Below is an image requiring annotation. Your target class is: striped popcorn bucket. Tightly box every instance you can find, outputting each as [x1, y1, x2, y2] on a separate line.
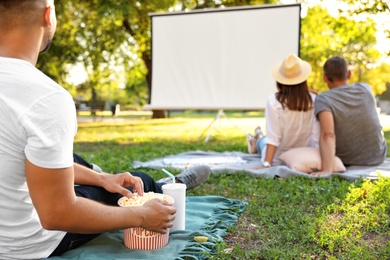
[123, 227, 170, 250]
[118, 193, 174, 250]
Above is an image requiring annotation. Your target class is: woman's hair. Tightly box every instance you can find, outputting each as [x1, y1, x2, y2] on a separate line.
[275, 81, 313, 111]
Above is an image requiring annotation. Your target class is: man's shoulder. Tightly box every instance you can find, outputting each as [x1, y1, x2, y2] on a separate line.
[0, 57, 54, 84]
[314, 90, 337, 115]
[352, 82, 371, 91]
[315, 91, 331, 103]
[317, 85, 349, 99]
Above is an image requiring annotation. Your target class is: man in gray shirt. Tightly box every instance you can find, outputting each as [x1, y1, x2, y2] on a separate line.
[312, 56, 387, 176]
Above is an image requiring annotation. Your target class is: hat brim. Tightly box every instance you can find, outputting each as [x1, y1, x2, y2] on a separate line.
[272, 60, 312, 85]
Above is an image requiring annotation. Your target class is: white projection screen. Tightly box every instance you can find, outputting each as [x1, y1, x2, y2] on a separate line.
[146, 4, 301, 110]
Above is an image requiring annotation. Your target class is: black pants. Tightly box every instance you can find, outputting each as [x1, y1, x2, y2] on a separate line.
[73, 153, 93, 169]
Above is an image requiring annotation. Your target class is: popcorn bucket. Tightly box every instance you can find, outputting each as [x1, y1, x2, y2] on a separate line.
[118, 193, 174, 250]
[123, 227, 170, 250]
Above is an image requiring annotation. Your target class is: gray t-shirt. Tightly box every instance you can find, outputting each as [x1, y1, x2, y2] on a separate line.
[315, 83, 387, 166]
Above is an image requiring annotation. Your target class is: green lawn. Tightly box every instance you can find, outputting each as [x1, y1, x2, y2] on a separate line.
[74, 112, 390, 259]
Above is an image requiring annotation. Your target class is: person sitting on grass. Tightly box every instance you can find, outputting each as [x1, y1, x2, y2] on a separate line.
[311, 56, 387, 177]
[247, 54, 319, 169]
[0, 1, 211, 259]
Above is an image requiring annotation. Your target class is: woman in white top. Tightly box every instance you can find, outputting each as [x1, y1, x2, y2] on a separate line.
[247, 54, 319, 167]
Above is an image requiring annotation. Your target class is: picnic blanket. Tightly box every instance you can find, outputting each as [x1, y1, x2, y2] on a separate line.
[132, 150, 390, 181]
[47, 196, 247, 260]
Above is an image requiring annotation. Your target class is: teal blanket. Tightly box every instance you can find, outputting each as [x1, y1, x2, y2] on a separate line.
[47, 196, 248, 260]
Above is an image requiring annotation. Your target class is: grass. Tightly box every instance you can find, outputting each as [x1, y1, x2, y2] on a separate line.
[74, 111, 390, 259]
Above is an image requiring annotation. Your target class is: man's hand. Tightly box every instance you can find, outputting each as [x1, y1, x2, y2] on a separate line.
[101, 172, 144, 198]
[73, 164, 144, 197]
[140, 199, 176, 234]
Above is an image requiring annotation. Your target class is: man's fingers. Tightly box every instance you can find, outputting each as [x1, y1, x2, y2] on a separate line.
[127, 174, 144, 195]
[119, 187, 133, 198]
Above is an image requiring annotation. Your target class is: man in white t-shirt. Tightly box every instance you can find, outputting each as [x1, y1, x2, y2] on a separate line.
[0, 1, 210, 259]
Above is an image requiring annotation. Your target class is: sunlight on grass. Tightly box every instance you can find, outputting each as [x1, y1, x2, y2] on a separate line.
[76, 118, 266, 144]
[74, 113, 390, 259]
[313, 177, 390, 258]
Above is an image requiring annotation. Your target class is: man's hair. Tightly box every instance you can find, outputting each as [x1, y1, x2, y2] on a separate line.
[0, 0, 44, 29]
[0, 0, 44, 7]
[323, 56, 349, 82]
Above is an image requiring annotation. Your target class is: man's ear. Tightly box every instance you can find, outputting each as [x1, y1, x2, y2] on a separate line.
[43, 6, 53, 26]
[347, 70, 351, 80]
[323, 74, 329, 83]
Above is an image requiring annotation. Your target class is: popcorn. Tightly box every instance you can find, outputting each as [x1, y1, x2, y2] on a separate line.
[118, 192, 172, 207]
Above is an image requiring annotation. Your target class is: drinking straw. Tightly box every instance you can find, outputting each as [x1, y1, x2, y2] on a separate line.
[162, 168, 175, 184]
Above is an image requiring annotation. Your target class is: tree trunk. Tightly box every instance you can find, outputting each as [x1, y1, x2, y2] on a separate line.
[122, 18, 166, 119]
[91, 87, 97, 116]
[151, 110, 166, 119]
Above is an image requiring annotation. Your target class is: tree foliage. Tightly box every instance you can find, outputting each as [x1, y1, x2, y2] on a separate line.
[37, 1, 129, 103]
[301, 5, 380, 93]
[341, 0, 390, 14]
[368, 63, 390, 97]
[36, 0, 388, 113]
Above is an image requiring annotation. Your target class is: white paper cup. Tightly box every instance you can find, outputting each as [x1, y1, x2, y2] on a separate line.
[118, 192, 174, 250]
[162, 183, 186, 232]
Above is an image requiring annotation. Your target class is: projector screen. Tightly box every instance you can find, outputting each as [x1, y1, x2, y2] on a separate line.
[146, 4, 301, 110]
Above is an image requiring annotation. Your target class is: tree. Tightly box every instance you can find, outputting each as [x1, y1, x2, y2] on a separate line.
[38, 0, 285, 118]
[39, 1, 383, 117]
[342, 0, 390, 58]
[116, 0, 175, 118]
[37, 1, 129, 106]
[36, 1, 85, 91]
[301, 6, 379, 93]
[365, 62, 390, 96]
[341, 0, 390, 14]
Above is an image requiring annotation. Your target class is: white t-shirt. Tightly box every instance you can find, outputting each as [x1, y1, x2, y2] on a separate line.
[0, 57, 77, 259]
[263, 92, 319, 165]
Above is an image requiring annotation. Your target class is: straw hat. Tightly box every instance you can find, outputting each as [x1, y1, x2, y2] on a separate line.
[272, 54, 312, 85]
